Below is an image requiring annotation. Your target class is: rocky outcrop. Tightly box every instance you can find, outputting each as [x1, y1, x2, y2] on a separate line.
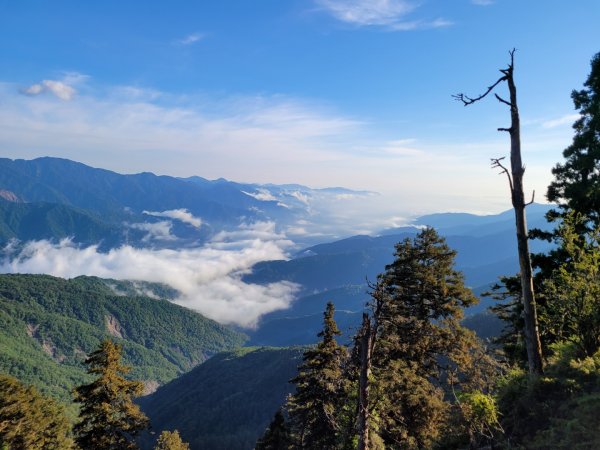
[0, 189, 22, 202]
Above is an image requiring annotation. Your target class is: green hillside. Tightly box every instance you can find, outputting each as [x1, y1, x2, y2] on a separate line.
[0, 198, 130, 247]
[0, 274, 246, 404]
[139, 346, 305, 450]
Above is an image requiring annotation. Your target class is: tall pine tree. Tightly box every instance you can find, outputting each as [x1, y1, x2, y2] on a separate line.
[74, 340, 149, 450]
[286, 302, 347, 449]
[547, 52, 600, 227]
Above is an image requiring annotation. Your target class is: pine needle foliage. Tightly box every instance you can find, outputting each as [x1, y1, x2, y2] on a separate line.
[0, 374, 74, 449]
[255, 410, 292, 450]
[287, 302, 347, 449]
[73, 340, 149, 450]
[370, 227, 493, 448]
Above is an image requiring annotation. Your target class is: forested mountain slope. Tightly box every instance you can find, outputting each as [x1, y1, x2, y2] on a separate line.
[139, 346, 304, 450]
[0, 274, 246, 402]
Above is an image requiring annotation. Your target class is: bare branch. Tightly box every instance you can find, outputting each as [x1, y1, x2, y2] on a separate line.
[497, 127, 512, 133]
[494, 93, 512, 106]
[491, 157, 514, 192]
[526, 190, 535, 206]
[453, 75, 507, 106]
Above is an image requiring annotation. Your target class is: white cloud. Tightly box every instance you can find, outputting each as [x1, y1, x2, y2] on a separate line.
[0, 223, 298, 328]
[315, 0, 451, 30]
[143, 209, 203, 228]
[541, 114, 579, 129]
[289, 191, 311, 205]
[242, 189, 279, 202]
[129, 221, 177, 241]
[22, 79, 76, 101]
[471, 0, 494, 5]
[177, 32, 206, 45]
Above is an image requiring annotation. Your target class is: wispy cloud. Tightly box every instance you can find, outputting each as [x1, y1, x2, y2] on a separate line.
[315, 0, 451, 30]
[20, 72, 88, 101]
[0, 77, 561, 216]
[143, 209, 203, 228]
[176, 32, 205, 45]
[128, 221, 177, 242]
[541, 114, 579, 129]
[22, 80, 76, 101]
[0, 222, 298, 328]
[242, 189, 279, 202]
[471, 0, 494, 5]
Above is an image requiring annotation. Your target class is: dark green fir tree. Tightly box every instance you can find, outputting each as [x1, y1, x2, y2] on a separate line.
[286, 302, 347, 449]
[369, 228, 495, 448]
[255, 410, 292, 450]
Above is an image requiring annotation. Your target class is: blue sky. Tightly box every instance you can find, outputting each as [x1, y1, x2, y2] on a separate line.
[1, 0, 599, 215]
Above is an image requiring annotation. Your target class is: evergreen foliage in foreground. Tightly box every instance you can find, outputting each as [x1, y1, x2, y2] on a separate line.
[367, 228, 498, 449]
[286, 302, 348, 449]
[259, 228, 499, 450]
[74, 340, 149, 450]
[0, 374, 74, 449]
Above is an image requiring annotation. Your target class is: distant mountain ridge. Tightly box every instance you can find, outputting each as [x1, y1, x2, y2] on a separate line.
[0, 157, 375, 248]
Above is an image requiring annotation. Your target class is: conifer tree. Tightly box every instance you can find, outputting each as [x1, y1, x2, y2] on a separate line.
[367, 228, 491, 448]
[154, 430, 190, 450]
[74, 340, 149, 450]
[255, 410, 292, 450]
[0, 374, 74, 449]
[527, 52, 600, 356]
[547, 52, 600, 227]
[532, 51, 600, 276]
[286, 302, 347, 449]
[541, 213, 600, 356]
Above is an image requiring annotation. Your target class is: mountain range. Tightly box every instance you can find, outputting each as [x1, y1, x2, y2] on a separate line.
[0, 157, 373, 249]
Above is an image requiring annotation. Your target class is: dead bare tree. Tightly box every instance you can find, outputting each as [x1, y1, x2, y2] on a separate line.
[357, 313, 372, 450]
[454, 49, 544, 375]
[357, 280, 385, 450]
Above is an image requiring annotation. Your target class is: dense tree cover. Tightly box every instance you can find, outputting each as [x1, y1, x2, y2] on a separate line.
[0, 274, 245, 403]
[74, 340, 149, 449]
[259, 229, 497, 450]
[0, 374, 74, 449]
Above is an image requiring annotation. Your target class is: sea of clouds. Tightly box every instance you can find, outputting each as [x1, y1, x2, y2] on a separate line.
[0, 222, 298, 328]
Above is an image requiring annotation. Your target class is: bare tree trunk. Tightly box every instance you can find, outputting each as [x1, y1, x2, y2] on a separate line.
[357, 313, 372, 450]
[455, 50, 544, 375]
[504, 65, 544, 375]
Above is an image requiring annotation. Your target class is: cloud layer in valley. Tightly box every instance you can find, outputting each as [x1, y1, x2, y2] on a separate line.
[0, 222, 298, 328]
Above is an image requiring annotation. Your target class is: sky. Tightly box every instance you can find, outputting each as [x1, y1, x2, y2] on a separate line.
[1, 0, 600, 216]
